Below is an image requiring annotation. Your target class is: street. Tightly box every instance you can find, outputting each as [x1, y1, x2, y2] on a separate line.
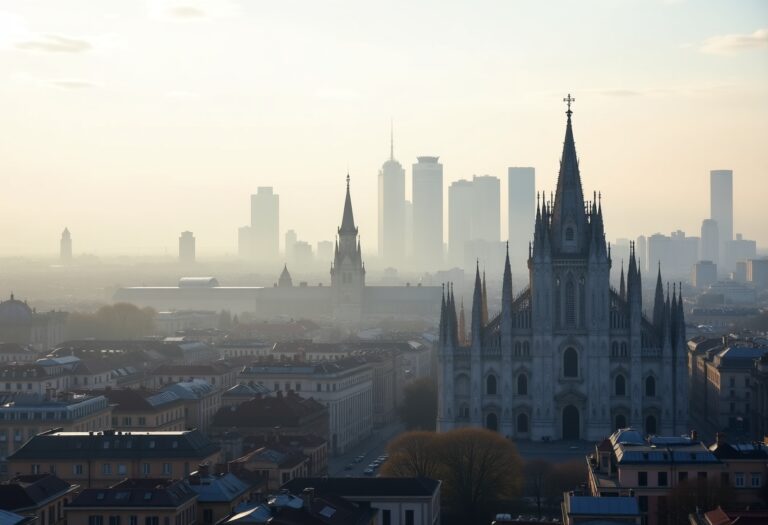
[328, 421, 405, 477]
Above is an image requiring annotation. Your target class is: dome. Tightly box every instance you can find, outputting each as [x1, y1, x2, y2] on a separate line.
[0, 295, 34, 324]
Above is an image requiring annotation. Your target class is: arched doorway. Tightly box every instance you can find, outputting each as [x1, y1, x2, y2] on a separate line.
[615, 414, 627, 430]
[645, 415, 657, 435]
[486, 412, 498, 432]
[562, 405, 580, 440]
[517, 413, 529, 434]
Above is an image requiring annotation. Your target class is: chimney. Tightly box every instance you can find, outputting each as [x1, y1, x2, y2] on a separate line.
[302, 488, 314, 510]
[690, 429, 698, 441]
[716, 432, 726, 446]
[198, 463, 210, 478]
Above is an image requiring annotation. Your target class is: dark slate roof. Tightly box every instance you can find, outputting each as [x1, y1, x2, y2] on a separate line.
[85, 388, 184, 412]
[7, 429, 219, 461]
[281, 477, 440, 498]
[568, 495, 640, 516]
[152, 364, 231, 376]
[0, 343, 35, 355]
[212, 392, 326, 429]
[270, 493, 376, 525]
[67, 479, 196, 508]
[709, 441, 768, 460]
[0, 474, 73, 511]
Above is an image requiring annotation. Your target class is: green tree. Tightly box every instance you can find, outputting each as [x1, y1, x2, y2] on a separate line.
[398, 377, 437, 431]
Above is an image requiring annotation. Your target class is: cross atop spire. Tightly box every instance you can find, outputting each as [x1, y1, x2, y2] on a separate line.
[563, 93, 575, 118]
[346, 172, 350, 189]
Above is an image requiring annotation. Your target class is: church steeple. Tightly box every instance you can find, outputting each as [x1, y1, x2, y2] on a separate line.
[550, 94, 588, 254]
[471, 262, 483, 346]
[339, 173, 358, 236]
[619, 260, 626, 300]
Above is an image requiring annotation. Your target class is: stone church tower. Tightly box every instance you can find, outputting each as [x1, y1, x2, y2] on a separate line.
[437, 100, 688, 441]
[331, 175, 366, 322]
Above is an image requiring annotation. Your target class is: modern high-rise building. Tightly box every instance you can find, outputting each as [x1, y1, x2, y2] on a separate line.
[700, 219, 719, 266]
[412, 156, 443, 269]
[635, 235, 647, 274]
[404, 200, 413, 257]
[285, 229, 297, 262]
[178, 231, 195, 264]
[377, 128, 406, 266]
[60, 228, 72, 263]
[250, 186, 279, 261]
[507, 167, 535, 270]
[448, 180, 474, 266]
[317, 240, 333, 263]
[710, 170, 733, 266]
[471, 175, 501, 242]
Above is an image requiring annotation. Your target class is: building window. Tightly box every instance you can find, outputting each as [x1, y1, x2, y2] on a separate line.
[31, 464, 41, 474]
[697, 472, 707, 480]
[678, 471, 688, 483]
[486, 375, 497, 395]
[405, 509, 415, 525]
[142, 463, 150, 475]
[163, 463, 172, 475]
[615, 414, 627, 430]
[645, 415, 657, 435]
[658, 472, 668, 487]
[117, 464, 127, 476]
[565, 227, 574, 241]
[89, 517, 104, 525]
[565, 280, 576, 327]
[109, 516, 121, 525]
[203, 510, 213, 524]
[517, 374, 528, 396]
[611, 342, 618, 357]
[563, 348, 578, 378]
[645, 376, 656, 397]
[750, 473, 761, 487]
[615, 375, 626, 396]
[74, 464, 84, 475]
[638, 472, 648, 486]
[382, 510, 391, 525]
[102, 464, 111, 475]
[145, 518, 159, 525]
[734, 473, 745, 487]
[130, 517, 138, 525]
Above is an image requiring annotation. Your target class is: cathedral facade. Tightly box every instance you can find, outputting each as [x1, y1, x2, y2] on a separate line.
[437, 104, 688, 441]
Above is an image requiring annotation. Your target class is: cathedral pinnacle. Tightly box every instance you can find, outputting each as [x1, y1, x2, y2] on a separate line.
[563, 93, 575, 118]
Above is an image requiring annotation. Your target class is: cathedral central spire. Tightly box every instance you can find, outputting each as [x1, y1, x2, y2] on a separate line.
[550, 94, 588, 254]
[339, 173, 358, 235]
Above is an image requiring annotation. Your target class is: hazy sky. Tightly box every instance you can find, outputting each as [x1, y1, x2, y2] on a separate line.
[1, 0, 766, 257]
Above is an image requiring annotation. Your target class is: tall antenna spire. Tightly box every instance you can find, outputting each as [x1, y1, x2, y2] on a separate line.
[390, 118, 394, 161]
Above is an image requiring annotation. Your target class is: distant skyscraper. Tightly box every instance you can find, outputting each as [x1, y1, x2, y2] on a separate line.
[710, 169, 733, 265]
[507, 167, 535, 269]
[448, 180, 474, 266]
[317, 240, 333, 263]
[178, 231, 195, 264]
[60, 228, 72, 263]
[636, 235, 647, 273]
[377, 125, 406, 265]
[404, 200, 413, 257]
[250, 187, 279, 261]
[471, 175, 501, 242]
[412, 156, 443, 268]
[700, 219, 719, 265]
[285, 229, 297, 262]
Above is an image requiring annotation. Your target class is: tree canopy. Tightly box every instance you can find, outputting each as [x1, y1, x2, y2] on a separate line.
[66, 302, 155, 340]
[381, 428, 523, 524]
[398, 377, 437, 431]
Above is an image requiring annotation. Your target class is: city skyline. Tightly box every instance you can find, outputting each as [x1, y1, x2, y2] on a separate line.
[0, 1, 766, 256]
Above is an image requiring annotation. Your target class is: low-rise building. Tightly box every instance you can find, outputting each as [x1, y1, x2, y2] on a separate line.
[87, 389, 186, 431]
[281, 477, 441, 525]
[0, 474, 78, 525]
[0, 296, 67, 353]
[211, 391, 328, 443]
[150, 365, 238, 392]
[239, 357, 372, 455]
[0, 345, 38, 364]
[0, 393, 112, 477]
[242, 436, 327, 478]
[185, 465, 255, 525]
[220, 384, 271, 408]
[7, 429, 221, 488]
[229, 446, 309, 491]
[161, 380, 221, 433]
[750, 354, 768, 440]
[708, 433, 768, 508]
[65, 479, 198, 525]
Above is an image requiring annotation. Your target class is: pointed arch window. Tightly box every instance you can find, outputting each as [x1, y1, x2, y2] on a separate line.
[645, 376, 656, 397]
[615, 375, 626, 397]
[565, 279, 576, 327]
[517, 374, 528, 396]
[486, 375, 497, 396]
[522, 342, 530, 356]
[565, 227, 575, 241]
[517, 413, 529, 433]
[611, 342, 618, 357]
[563, 348, 578, 378]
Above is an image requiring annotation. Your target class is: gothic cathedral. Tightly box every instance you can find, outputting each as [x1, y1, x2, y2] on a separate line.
[437, 101, 688, 441]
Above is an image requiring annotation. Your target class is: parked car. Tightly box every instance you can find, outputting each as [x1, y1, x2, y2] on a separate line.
[363, 468, 374, 476]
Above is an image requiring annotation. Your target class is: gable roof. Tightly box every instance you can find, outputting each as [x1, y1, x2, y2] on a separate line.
[281, 477, 440, 498]
[0, 474, 73, 511]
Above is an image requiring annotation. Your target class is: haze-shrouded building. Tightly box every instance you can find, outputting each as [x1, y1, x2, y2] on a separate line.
[240, 187, 279, 261]
[508, 167, 535, 271]
[437, 102, 688, 441]
[710, 170, 733, 267]
[116, 178, 441, 323]
[448, 179, 473, 267]
[700, 218, 719, 266]
[179, 231, 195, 264]
[378, 129, 406, 266]
[412, 156, 443, 269]
[60, 228, 72, 263]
